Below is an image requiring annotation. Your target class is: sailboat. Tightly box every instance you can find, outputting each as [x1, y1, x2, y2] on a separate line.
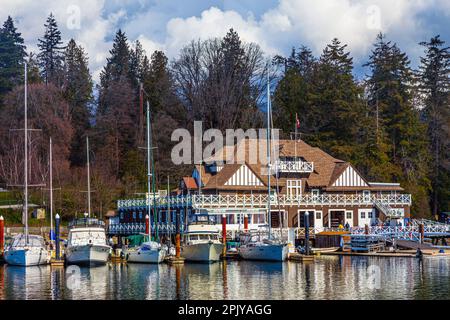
[124, 101, 167, 264]
[65, 136, 111, 266]
[238, 69, 288, 262]
[4, 63, 50, 267]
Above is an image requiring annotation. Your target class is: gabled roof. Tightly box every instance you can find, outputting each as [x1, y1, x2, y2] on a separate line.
[193, 138, 402, 192]
[182, 177, 198, 190]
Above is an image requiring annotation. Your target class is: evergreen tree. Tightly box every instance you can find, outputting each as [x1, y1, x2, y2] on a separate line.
[64, 39, 93, 167]
[418, 35, 450, 216]
[96, 30, 137, 179]
[365, 33, 431, 217]
[37, 13, 65, 86]
[0, 16, 27, 101]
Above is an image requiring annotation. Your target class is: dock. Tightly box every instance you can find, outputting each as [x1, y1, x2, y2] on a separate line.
[221, 252, 241, 260]
[165, 256, 185, 265]
[288, 253, 315, 262]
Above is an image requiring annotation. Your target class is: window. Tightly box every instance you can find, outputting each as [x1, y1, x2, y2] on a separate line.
[360, 212, 366, 219]
[139, 212, 143, 220]
[287, 180, 302, 198]
[311, 189, 320, 200]
[132, 211, 136, 220]
[316, 211, 322, 220]
[346, 212, 352, 219]
[368, 212, 373, 219]
[363, 190, 371, 202]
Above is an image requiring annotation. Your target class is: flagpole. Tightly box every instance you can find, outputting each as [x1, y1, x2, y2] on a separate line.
[294, 113, 298, 160]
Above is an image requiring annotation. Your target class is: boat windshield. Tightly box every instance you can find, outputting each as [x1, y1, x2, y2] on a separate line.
[185, 233, 219, 242]
[69, 218, 105, 229]
[10, 234, 45, 248]
[69, 230, 106, 246]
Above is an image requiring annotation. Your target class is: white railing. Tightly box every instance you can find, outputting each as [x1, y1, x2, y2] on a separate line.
[118, 194, 412, 211]
[275, 160, 314, 173]
[351, 224, 450, 242]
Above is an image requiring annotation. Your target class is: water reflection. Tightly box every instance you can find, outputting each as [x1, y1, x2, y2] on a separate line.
[0, 256, 449, 300]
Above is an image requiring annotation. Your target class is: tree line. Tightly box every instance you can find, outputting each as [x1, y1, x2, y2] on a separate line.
[0, 13, 448, 219]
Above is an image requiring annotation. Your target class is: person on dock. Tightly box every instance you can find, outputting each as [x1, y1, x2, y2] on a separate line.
[344, 222, 350, 231]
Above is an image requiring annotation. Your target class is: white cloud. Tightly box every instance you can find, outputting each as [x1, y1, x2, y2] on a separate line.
[1, 0, 448, 82]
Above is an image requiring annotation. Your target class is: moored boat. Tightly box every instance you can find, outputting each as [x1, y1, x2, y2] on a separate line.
[182, 230, 224, 263]
[4, 234, 50, 266]
[238, 231, 288, 262]
[123, 234, 167, 264]
[65, 216, 111, 266]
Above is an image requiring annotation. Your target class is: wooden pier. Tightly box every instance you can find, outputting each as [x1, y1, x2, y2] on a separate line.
[288, 253, 315, 262]
[165, 256, 185, 265]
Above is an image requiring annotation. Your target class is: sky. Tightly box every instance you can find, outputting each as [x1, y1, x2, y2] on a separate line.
[1, 0, 449, 82]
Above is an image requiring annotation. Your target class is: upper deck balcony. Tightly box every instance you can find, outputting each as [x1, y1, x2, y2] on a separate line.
[275, 159, 314, 173]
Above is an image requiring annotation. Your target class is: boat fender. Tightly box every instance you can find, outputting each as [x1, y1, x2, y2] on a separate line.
[126, 253, 129, 260]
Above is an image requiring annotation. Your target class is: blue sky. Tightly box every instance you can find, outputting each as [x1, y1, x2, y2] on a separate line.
[1, 0, 449, 81]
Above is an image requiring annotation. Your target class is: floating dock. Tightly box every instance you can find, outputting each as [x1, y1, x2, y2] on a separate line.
[288, 253, 315, 262]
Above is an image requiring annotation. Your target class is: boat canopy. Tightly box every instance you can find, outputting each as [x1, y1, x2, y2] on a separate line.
[126, 234, 149, 247]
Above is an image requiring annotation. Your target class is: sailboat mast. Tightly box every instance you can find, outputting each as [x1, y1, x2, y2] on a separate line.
[24, 62, 29, 244]
[49, 137, 53, 234]
[86, 136, 91, 218]
[266, 67, 271, 238]
[146, 101, 152, 239]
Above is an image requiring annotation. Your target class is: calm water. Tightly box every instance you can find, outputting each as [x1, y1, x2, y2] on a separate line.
[0, 256, 449, 300]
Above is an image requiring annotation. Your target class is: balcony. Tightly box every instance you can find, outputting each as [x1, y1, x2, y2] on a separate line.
[118, 193, 412, 211]
[275, 160, 314, 173]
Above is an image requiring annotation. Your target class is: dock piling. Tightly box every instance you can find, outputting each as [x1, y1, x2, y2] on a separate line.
[304, 212, 310, 256]
[0, 216, 4, 258]
[55, 214, 60, 260]
[145, 214, 149, 236]
[222, 214, 227, 257]
[244, 214, 248, 231]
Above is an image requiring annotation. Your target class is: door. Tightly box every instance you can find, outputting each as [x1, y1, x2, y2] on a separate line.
[345, 211, 353, 227]
[315, 211, 323, 230]
[330, 210, 345, 228]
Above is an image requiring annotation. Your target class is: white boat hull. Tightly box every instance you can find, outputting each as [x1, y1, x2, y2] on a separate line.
[239, 244, 288, 262]
[4, 248, 50, 266]
[182, 243, 224, 262]
[126, 248, 167, 264]
[65, 244, 110, 266]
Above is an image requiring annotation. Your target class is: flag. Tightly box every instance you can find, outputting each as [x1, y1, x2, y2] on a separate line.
[296, 113, 300, 129]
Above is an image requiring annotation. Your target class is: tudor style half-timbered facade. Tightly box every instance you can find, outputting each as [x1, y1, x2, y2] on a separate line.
[178, 138, 411, 232]
[113, 138, 412, 236]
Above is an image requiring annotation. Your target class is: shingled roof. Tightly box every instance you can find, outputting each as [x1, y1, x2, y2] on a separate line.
[195, 138, 403, 192]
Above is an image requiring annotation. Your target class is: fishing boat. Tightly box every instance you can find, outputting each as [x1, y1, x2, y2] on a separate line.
[238, 69, 288, 263]
[181, 215, 224, 262]
[65, 137, 111, 266]
[4, 63, 49, 267]
[65, 215, 110, 266]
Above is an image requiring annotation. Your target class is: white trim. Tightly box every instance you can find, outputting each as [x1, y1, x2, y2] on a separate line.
[224, 164, 264, 186]
[332, 166, 368, 187]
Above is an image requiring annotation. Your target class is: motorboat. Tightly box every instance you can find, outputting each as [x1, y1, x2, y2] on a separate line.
[65, 216, 111, 266]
